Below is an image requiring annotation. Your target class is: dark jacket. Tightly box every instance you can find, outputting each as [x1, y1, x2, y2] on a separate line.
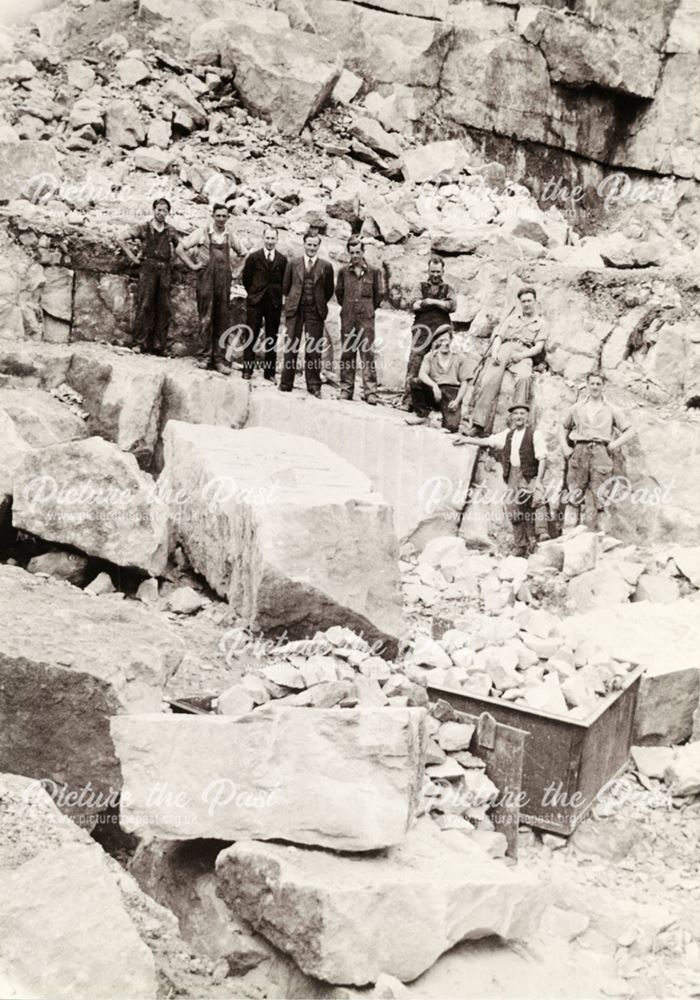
[283, 256, 334, 319]
[502, 427, 538, 481]
[242, 248, 287, 308]
[335, 261, 383, 320]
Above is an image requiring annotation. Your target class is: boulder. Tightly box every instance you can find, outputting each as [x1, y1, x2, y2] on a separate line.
[13, 437, 169, 576]
[0, 140, 60, 201]
[630, 745, 675, 779]
[161, 79, 207, 126]
[116, 56, 151, 86]
[351, 115, 402, 158]
[0, 565, 182, 823]
[27, 550, 89, 586]
[562, 529, 598, 577]
[111, 707, 426, 849]
[105, 99, 145, 147]
[558, 599, 700, 745]
[633, 572, 680, 604]
[0, 843, 158, 999]
[567, 563, 634, 613]
[363, 205, 410, 244]
[161, 422, 403, 654]
[670, 546, 700, 588]
[401, 139, 470, 183]
[215, 818, 545, 986]
[663, 742, 700, 796]
[210, 16, 341, 134]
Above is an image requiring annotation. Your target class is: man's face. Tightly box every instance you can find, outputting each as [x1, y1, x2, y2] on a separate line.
[428, 262, 444, 283]
[434, 333, 451, 354]
[348, 244, 363, 265]
[520, 293, 536, 316]
[153, 202, 168, 223]
[587, 376, 603, 397]
[512, 407, 528, 428]
[263, 230, 277, 252]
[213, 209, 228, 230]
[304, 236, 321, 258]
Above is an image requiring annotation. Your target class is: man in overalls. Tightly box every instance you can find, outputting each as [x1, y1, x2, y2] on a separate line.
[119, 198, 200, 356]
[181, 203, 246, 372]
[335, 236, 383, 405]
[400, 256, 456, 410]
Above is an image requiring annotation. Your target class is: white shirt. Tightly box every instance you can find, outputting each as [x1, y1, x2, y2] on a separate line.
[484, 427, 547, 466]
[265, 250, 275, 263]
[304, 255, 317, 271]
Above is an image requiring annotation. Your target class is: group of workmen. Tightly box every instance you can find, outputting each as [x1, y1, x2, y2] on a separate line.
[121, 197, 636, 557]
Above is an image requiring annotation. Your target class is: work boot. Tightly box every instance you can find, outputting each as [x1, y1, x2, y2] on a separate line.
[308, 388, 321, 399]
[339, 390, 353, 401]
[365, 394, 378, 406]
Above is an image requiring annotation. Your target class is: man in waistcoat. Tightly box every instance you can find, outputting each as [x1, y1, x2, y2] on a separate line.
[119, 197, 201, 356]
[455, 403, 548, 555]
[280, 229, 335, 397]
[400, 256, 456, 410]
[241, 225, 287, 382]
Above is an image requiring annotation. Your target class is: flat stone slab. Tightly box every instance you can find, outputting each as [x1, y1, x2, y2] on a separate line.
[111, 706, 426, 850]
[216, 818, 546, 985]
[161, 422, 403, 654]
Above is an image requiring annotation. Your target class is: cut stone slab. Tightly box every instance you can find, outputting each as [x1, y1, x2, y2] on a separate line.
[112, 706, 426, 849]
[0, 565, 183, 823]
[161, 422, 403, 655]
[558, 599, 700, 745]
[0, 843, 158, 1000]
[215, 818, 546, 986]
[12, 436, 169, 576]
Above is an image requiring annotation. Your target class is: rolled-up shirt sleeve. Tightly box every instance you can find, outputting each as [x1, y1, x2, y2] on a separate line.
[483, 430, 508, 450]
[533, 429, 548, 460]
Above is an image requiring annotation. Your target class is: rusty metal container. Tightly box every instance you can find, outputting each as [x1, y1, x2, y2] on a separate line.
[427, 667, 643, 836]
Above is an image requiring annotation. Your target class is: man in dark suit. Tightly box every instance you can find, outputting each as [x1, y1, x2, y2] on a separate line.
[241, 225, 287, 382]
[280, 229, 334, 397]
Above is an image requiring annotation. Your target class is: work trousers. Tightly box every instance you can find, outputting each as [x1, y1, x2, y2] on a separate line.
[471, 342, 534, 432]
[243, 298, 281, 380]
[566, 442, 614, 513]
[134, 259, 171, 354]
[505, 466, 547, 554]
[340, 319, 377, 399]
[196, 247, 231, 367]
[280, 308, 324, 392]
[401, 323, 441, 407]
[409, 380, 462, 432]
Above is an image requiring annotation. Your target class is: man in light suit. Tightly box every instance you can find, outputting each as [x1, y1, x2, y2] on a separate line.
[241, 226, 287, 382]
[280, 229, 334, 397]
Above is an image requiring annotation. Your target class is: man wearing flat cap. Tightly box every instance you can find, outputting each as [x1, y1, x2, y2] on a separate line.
[456, 402, 548, 555]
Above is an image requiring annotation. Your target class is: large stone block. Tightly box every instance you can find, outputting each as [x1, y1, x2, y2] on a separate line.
[13, 436, 169, 575]
[216, 818, 545, 985]
[161, 422, 403, 651]
[558, 599, 700, 745]
[0, 565, 183, 823]
[66, 347, 165, 466]
[246, 387, 479, 539]
[112, 707, 426, 849]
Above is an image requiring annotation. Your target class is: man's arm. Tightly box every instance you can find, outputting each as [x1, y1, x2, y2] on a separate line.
[533, 429, 548, 491]
[454, 430, 503, 449]
[282, 259, 294, 297]
[410, 283, 423, 312]
[451, 356, 471, 408]
[174, 239, 201, 271]
[560, 410, 575, 457]
[418, 355, 442, 401]
[607, 409, 636, 453]
[373, 267, 383, 310]
[323, 261, 334, 302]
[241, 251, 254, 292]
[335, 267, 345, 306]
[117, 223, 142, 265]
